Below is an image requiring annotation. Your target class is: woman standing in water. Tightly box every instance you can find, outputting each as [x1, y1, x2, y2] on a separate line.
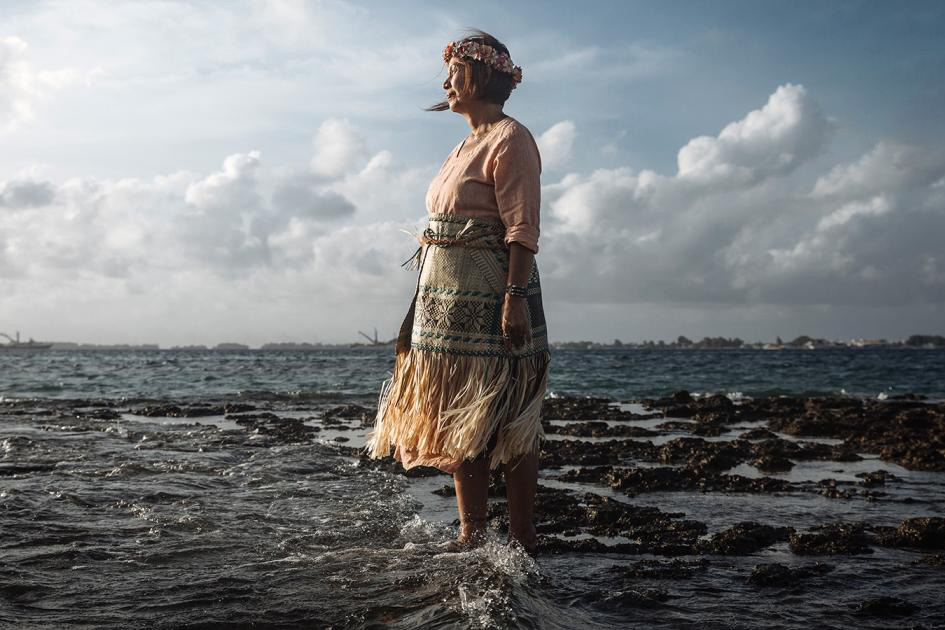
[367, 30, 550, 553]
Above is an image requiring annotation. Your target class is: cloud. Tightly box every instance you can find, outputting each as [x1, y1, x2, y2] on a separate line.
[811, 141, 944, 199]
[528, 41, 680, 83]
[2, 79, 943, 344]
[0, 36, 83, 130]
[310, 118, 369, 177]
[0, 121, 421, 343]
[271, 173, 355, 222]
[676, 83, 834, 186]
[0, 178, 56, 208]
[537, 120, 576, 170]
[539, 83, 945, 308]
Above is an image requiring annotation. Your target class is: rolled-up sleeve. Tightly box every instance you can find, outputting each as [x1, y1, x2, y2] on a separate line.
[492, 128, 542, 254]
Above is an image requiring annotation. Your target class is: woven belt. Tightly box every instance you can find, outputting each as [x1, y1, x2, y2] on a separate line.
[418, 223, 505, 248]
[401, 220, 506, 269]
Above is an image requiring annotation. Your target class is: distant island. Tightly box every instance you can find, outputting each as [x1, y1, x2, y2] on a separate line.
[28, 334, 945, 351]
[551, 334, 945, 350]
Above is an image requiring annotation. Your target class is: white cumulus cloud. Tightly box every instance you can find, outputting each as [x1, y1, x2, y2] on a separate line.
[537, 120, 576, 170]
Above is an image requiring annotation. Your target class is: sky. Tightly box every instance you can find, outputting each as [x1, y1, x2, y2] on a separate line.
[1, 0, 944, 346]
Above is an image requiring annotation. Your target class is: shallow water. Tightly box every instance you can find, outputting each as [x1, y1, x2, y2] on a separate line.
[2, 393, 944, 629]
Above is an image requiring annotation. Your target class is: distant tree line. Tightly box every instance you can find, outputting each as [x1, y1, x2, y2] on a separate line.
[905, 335, 945, 347]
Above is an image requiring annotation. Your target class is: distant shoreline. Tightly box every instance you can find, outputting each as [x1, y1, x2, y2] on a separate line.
[24, 342, 945, 352]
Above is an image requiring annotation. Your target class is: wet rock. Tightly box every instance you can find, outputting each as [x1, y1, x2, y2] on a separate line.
[815, 478, 859, 499]
[853, 595, 918, 617]
[747, 562, 835, 587]
[544, 421, 658, 438]
[232, 414, 320, 443]
[558, 465, 798, 497]
[894, 517, 945, 550]
[0, 462, 58, 476]
[608, 558, 709, 579]
[690, 423, 726, 437]
[653, 420, 696, 432]
[751, 453, 794, 472]
[135, 404, 224, 418]
[739, 428, 779, 440]
[350, 455, 445, 478]
[789, 522, 874, 555]
[657, 437, 751, 472]
[518, 486, 705, 555]
[322, 404, 376, 428]
[697, 521, 794, 555]
[855, 469, 897, 486]
[537, 535, 640, 555]
[323, 404, 372, 419]
[228, 412, 281, 422]
[542, 396, 653, 422]
[662, 405, 694, 419]
[223, 403, 256, 414]
[695, 394, 735, 413]
[585, 588, 670, 610]
[880, 444, 945, 472]
[75, 408, 121, 420]
[913, 552, 945, 567]
[540, 438, 659, 469]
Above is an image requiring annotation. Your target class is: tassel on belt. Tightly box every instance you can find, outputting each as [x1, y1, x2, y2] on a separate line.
[401, 219, 506, 269]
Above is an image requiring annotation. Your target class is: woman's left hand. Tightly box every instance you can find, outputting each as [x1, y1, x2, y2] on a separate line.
[502, 295, 531, 352]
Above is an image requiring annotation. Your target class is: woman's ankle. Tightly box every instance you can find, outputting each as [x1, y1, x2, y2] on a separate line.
[508, 523, 537, 548]
[460, 516, 488, 536]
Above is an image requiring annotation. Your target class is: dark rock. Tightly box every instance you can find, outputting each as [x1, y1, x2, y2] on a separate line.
[0, 462, 58, 476]
[697, 521, 794, 555]
[607, 558, 709, 579]
[135, 404, 224, 418]
[913, 552, 945, 567]
[75, 408, 120, 420]
[223, 403, 256, 414]
[657, 437, 751, 471]
[545, 421, 658, 438]
[747, 562, 835, 587]
[853, 595, 918, 617]
[789, 522, 874, 555]
[229, 412, 281, 422]
[751, 453, 794, 472]
[739, 428, 779, 440]
[542, 396, 653, 422]
[662, 405, 694, 419]
[855, 469, 897, 487]
[895, 517, 945, 550]
[557, 465, 798, 497]
[654, 421, 696, 432]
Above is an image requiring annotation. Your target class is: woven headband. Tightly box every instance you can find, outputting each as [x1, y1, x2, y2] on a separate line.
[443, 39, 523, 86]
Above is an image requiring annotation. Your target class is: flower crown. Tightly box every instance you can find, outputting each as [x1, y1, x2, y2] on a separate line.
[443, 39, 523, 86]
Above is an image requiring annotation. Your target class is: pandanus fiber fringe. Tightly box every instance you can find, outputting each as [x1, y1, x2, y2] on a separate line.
[366, 347, 550, 473]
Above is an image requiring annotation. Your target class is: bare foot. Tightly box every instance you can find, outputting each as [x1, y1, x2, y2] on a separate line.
[440, 520, 487, 552]
[509, 524, 537, 554]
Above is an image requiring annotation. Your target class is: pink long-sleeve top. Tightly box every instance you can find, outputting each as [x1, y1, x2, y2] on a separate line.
[425, 115, 542, 254]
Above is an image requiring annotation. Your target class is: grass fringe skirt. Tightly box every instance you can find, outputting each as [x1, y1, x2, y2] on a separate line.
[366, 213, 550, 474]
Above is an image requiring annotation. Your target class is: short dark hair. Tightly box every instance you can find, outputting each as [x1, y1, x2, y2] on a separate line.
[426, 29, 517, 112]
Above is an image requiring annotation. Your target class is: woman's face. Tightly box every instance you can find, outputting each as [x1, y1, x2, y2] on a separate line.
[444, 57, 469, 111]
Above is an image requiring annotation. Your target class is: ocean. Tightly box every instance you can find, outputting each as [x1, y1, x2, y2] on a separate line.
[3, 346, 944, 401]
[2, 348, 943, 629]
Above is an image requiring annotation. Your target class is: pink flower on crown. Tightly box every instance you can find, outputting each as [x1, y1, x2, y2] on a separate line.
[442, 38, 523, 88]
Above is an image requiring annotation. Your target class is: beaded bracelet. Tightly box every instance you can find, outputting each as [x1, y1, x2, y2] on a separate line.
[505, 284, 527, 298]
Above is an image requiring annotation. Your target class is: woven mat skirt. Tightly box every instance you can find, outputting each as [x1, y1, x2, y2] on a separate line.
[366, 213, 550, 473]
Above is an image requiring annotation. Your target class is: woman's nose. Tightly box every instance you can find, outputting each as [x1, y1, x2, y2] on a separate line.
[443, 78, 450, 90]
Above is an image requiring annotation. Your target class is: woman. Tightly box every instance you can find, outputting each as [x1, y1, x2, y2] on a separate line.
[366, 30, 550, 554]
